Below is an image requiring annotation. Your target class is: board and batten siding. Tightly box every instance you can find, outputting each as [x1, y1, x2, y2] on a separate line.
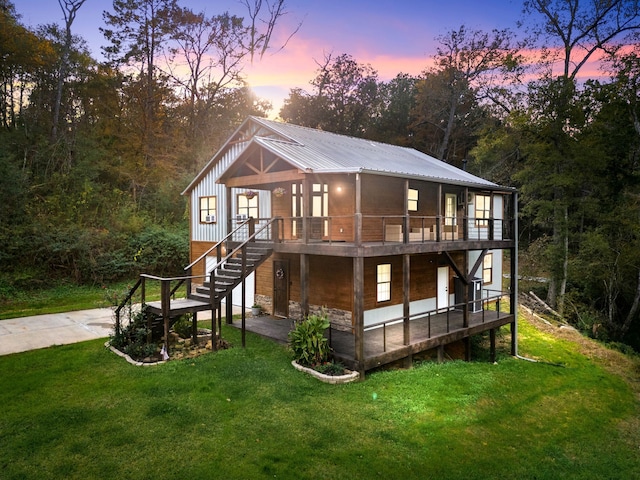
[190, 141, 272, 243]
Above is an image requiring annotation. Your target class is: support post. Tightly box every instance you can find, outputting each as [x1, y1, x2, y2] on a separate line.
[300, 253, 309, 318]
[464, 337, 471, 362]
[511, 191, 519, 356]
[161, 279, 171, 356]
[490, 328, 496, 363]
[209, 272, 217, 351]
[192, 311, 198, 346]
[353, 256, 365, 376]
[241, 245, 246, 348]
[355, 174, 362, 246]
[226, 294, 233, 325]
[403, 253, 412, 369]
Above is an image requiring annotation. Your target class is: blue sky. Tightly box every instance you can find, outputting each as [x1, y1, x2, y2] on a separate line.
[15, 0, 525, 113]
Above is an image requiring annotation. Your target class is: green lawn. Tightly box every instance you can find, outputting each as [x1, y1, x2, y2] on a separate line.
[0, 280, 167, 319]
[0, 316, 638, 479]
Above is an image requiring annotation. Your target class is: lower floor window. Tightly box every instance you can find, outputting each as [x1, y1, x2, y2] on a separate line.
[377, 264, 391, 302]
[483, 253, 493, 284]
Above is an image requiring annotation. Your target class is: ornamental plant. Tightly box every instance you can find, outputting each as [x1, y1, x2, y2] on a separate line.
[288, 311, 330, 367]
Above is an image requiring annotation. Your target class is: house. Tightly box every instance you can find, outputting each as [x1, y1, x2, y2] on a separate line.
[178, 116, 518, 374]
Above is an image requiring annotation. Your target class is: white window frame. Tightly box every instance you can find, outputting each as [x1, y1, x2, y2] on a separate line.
[408, 188, 418, 212]
[475, 194, 491, 228]
[483, 252, 493, 285]
[199, 196, 217, 224]
[377, 264, 392, 302]
[237, 193, 259, 219]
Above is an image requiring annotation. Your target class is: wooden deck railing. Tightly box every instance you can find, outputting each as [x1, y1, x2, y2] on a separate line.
[270, 214, 514, 245]
[329, 291, 511, 355]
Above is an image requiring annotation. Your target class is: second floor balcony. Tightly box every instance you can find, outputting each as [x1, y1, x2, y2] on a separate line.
[231, 213, 516, 256]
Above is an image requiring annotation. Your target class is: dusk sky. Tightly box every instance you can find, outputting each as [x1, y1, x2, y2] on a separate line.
[17, 0, 525, 115]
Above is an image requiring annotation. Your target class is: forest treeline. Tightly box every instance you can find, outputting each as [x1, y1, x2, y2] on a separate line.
[1, 0, 640, 351]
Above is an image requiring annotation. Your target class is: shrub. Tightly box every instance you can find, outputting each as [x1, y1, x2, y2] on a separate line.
[110, 305, 160, 360]
[288, 311, 331, 367]
[173, 314, 194, 339]
[313, 361, 346, 376]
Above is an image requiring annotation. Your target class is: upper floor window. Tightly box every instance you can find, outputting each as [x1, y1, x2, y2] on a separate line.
[483, 252, 493, 284]
[377, 264, 392, 302]
[408, 188, 418, 211]
[237, 193, 259, 220]
[445, 193, 457, 225]
[199, 196, 217, 223]
[475, 194, 491, 227]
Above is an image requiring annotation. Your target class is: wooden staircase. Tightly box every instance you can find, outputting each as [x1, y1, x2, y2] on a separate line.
[189, 244, 273, 305]
[113, 218, 279, 353]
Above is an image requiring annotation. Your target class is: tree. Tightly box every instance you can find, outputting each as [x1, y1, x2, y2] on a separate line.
[240, 0, 301, 61]
[521, 0, 640, 312]
[102, 0, 180, 145]
[412, 26, 520, 162]
[0, 1, 54, 129]
[280, 53, 379, 136]
[369, 73, 418, 145]
[51, 0, 87, 141]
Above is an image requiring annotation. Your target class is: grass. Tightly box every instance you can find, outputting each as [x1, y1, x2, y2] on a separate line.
[0, 280, 167, 320]
[0, 312, 639, 479]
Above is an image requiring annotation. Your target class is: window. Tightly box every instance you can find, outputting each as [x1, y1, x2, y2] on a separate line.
[483, 253, 493, 284]
[199, 196, 217, 223]
[445, 193, 457, 225]
[408, 188, 418, 211]
[237, 193, 259, 219]
[377, 264, 391, 302]
[475, 194, 491, 227]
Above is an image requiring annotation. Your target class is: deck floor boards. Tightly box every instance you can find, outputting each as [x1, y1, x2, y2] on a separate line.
[229, 308, 514, 371]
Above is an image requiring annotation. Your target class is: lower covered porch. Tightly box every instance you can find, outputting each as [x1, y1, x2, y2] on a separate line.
[230, 304, 516, 373]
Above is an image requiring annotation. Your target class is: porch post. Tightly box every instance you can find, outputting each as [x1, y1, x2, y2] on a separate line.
[403, 179, 409, 243]
[463, 187, 469, 240]
[226, 186, 233, 236]
[303, 176, 311, 244]
[511, 191, 519, 356]
[436, 184, 442, 241]
[462, 249, 469, 329]
[403, 253, 412, 368]
[353, 256, 365, 376]
[355, 173, 362, 246]
[300, 253, 309, 317]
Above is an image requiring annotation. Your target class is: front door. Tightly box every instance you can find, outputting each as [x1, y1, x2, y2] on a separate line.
[273, 259, 289, 318]
[437, 266, 449, 311]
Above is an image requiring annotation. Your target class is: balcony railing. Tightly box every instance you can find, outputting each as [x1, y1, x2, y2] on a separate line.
[268, 214, 514, 246]
[329, 291, 512, 355]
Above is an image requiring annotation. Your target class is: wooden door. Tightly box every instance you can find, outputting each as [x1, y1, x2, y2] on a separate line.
[273, 260, 290, 318]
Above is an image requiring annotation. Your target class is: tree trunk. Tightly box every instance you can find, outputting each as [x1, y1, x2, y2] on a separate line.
[621, 269, 640, 338]
[437, 87, 458, 161]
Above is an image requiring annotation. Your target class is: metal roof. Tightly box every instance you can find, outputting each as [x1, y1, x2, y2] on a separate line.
[185, 116, 511, 194]
[249, 117, 504, 190]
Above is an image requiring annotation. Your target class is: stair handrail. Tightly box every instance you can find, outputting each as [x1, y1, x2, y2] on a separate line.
[204, 217, 278, 277]
[184, 218, 251, 273]
[113, 276, 144, 337]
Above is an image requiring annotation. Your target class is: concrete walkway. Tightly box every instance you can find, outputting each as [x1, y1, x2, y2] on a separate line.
[0, 305, 240, 356]
[0, 308, 115, 356]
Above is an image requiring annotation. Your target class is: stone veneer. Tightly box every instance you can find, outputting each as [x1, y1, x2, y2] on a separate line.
[253, 295, 353, 332]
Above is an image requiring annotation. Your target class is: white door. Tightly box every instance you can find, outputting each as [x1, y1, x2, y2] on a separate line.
[206, 255, 255, 308]
[437, 266, 449, 311]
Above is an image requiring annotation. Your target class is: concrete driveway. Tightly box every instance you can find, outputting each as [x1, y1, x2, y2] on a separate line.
[0, 308, 116, 356]
[0, 304, 241, 356]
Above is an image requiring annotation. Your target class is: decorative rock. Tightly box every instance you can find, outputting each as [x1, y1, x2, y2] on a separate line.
[291, 361, 360, 384]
